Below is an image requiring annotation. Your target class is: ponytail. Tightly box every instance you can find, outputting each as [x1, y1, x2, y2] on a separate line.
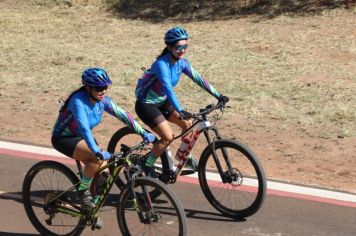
[156, 47, 169, 59]
[59, 86, 86, 112]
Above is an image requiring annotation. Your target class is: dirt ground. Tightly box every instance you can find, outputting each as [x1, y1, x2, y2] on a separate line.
[1, 107, 355, 194]
[0, 1, 355, 194]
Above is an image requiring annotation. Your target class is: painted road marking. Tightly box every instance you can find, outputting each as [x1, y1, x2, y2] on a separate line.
[0, 140, 67, 158]
[172, 170, 356, 203]
[1, 140, 355, 207]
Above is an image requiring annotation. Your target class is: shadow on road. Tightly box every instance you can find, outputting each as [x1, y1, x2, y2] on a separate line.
[0, 191, 120, 206]
[0, 191, 23, 203]
[184, 207, 246, 222]
[1, 191, 243, 224]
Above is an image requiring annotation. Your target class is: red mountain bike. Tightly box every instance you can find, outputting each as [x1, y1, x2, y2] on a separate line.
[108, 101, 267, 219]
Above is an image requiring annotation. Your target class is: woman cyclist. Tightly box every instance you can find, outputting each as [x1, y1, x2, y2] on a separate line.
[135, 27, 229, 176]
[51, 68, 155, 216]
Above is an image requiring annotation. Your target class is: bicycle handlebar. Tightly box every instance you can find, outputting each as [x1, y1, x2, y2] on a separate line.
[111, 141, 148, 159]
[100, 102, 227, 160]
[191, 101, 226, 119]
[173, 101, 227, 140]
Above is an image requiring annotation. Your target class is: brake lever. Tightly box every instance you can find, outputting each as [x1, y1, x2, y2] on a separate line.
[200, 103, 214, 113]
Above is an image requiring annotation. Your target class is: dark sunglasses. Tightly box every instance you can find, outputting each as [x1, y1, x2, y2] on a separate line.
[93, 85, 108, 92]
[175, 44, 188, 52]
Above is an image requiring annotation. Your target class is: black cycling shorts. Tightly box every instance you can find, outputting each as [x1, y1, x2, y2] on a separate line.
[51, 136, 82, 158]
[135, 100, 175, 129]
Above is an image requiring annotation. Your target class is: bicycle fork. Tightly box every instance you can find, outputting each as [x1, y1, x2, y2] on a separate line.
[128, 175, 159, 224]
[203, 128, 233, 184]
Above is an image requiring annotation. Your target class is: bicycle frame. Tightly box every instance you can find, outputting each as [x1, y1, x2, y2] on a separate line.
[106, 101, 266, 220]
[169, 103, 231, 183]
[45, 144, 149, 223]
[173, 120, 209, 177]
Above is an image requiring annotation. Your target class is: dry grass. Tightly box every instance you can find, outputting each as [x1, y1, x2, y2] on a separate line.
[1, 0, 354, 140]
[0, 0, 355, 191]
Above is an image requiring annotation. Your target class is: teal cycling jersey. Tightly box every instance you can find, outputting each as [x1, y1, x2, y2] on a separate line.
[52, 89, 145, 154]
[135, 53, 221, 112]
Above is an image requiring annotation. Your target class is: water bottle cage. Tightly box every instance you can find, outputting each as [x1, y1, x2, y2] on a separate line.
[177, 149, 189, 161]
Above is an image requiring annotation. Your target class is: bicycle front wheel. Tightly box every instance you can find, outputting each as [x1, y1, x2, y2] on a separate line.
[22, 161, 85, 236]
[117, 176, 187, 236]
[198, 139, 266, 219]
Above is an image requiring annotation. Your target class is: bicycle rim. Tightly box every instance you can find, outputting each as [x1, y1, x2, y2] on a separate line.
[117, 177, 187, 236]
[199, 140, 266, 219]
[22, 161, 85, 236]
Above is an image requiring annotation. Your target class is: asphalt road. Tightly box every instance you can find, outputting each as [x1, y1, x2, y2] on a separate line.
[1, 154, 356, 236]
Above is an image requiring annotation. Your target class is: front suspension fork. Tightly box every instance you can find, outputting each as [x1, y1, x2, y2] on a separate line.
[128, 174, 153, 222]
[204, 128, 232, 183]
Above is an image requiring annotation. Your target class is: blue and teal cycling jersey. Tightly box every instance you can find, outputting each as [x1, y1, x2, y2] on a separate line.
[52, 90, 145, 154]
[135, 53, 221, 112]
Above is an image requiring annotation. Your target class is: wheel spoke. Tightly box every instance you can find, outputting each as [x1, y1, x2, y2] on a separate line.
[200, 140, 266, 218]
[23, 161, 84, 235]
[118, 177, 186, 236]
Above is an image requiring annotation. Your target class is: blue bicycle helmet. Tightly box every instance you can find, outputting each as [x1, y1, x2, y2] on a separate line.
[82, 68, 112, 87]
[164, 27, 189, 45]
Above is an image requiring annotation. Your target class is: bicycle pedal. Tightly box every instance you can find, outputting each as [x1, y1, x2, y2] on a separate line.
[181, 170, 195, 176]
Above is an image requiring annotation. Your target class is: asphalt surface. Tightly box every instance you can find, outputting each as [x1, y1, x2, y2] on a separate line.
[1, 154, 356, 236]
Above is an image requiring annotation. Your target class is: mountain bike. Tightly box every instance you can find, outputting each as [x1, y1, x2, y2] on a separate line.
[22, 141, 187, 236]
[108, 101, 267, 219]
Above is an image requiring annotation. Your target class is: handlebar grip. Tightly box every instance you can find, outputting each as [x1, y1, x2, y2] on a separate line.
[95, 151, 112, 161]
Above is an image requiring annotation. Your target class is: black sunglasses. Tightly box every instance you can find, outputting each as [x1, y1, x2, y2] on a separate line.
[93, 85, 108, 92]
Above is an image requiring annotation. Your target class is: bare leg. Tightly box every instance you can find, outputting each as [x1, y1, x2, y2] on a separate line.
[150, 110, 193, 154]
[72, 140, 103, 209]
[72, 140, 102, 178]
[151, 120, 175, 157]
[168, 110, 194, 139]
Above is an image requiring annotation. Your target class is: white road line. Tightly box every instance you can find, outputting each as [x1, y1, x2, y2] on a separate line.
[1, 140, 355, 203]
[267, 180, 356, 203]
[163, 166, 356, 203]
[0, 140, 67, 158]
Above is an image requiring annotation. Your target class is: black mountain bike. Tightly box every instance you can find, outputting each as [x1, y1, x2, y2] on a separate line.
[22, 141, 187, 236]
[108, 101, 267, 219]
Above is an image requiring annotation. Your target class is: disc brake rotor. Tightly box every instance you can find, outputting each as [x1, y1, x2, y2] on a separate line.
[225, 168, 243, 186]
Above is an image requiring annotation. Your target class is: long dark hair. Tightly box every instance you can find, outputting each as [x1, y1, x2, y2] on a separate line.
[59, 86, 86, 112]
[156, 47, 170, 59]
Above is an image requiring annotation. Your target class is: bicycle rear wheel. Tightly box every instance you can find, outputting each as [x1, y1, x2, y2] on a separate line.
[22, 161, 85, 236]
[198, 139, 266, 219]
[108, 126, 170, 190]
[117, 176, 187, 236]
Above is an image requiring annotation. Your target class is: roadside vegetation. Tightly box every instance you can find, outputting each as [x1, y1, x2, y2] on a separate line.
[0, 0, 355, 191]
